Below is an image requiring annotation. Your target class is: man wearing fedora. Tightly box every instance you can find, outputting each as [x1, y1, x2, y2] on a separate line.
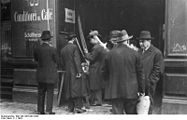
[34, 30, 58, 114]
[102, 30, 144, 114]
[106, 30, 121, 50]
[137, 30, 163, 114]
[121, 30, 139, 51]
[84, 30, 107, 106]
[60, 33, 86, 113]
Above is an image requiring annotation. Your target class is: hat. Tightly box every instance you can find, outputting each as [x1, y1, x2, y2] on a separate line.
[137, 30, 154, 40]
[67, 33, 77, 40]
[87, 30, 101, 38]
[109, 30, 122, 42]
[115, 30, 133, 43]
[41, 30, 53, 41]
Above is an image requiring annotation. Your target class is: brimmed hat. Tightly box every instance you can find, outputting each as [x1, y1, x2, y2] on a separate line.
[109, 30, 122, 42]
[41, 30, 53, 41]
[137, 30, 154, 40]
[115, 30, 133, 43]
[87, 30, 101, 38]
[67, 33, 77, 40]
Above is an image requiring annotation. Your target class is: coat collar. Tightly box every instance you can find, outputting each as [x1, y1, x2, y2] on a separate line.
[67, 42, 74, 46]
[141, 45, 154, 58]
[139, 45, 154, 56]
[146, 45, 154, 53]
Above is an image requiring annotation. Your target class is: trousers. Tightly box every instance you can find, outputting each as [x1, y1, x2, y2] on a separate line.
[90, 89, 102, 105]
[111, 98, 137, 114]
[37, 83, 54, 113]
[68, 97, 83, 111]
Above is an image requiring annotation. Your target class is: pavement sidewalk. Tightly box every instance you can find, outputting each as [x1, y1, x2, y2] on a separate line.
[0, 90, 111, 114]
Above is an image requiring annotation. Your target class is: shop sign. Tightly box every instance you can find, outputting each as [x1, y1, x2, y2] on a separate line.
[11, 0, 56, 57]
[65, 8, 75, 24]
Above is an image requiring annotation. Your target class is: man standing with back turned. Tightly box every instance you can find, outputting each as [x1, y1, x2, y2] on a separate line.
[102, 30, 144, 114]
[34, 30, 58, 114]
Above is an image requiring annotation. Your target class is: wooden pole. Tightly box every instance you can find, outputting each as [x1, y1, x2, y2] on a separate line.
[77, 15, 90, 64]
[57, 71, 65, 106]
[77, 15, 88, 51]
[75, 38, 85, 58]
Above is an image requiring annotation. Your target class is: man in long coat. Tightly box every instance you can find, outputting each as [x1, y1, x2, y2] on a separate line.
[137, 30, 164, 114]
[84, 30, 107, 106]
[60, 33, 85, 113]
[102, 30, 144, 114]
[34, 30, 58, 114]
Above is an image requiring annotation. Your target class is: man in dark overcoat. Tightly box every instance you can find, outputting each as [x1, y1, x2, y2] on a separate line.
[84, 30, 107, 106]
[102, 30, 144, 114]
[60, 33, 85, 113]
[34, 30, 58, 114]
[137, 30, 164, 114]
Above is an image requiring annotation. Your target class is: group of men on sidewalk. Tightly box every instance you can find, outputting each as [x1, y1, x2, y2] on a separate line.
[33, 29, 163, 114]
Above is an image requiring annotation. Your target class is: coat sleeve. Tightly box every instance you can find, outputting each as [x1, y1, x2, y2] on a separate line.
[136, 53, 145, 93]
[85, 47, 99, 62]
[52, 48, 59, 65]
[60, 50, 65, 71]
[74, 46, 82, 73]
[101, 53, 109, 81]
[148, 51, 163, 86]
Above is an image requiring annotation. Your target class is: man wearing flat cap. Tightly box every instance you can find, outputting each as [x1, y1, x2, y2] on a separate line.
[34, 30, 58, 114]
[60, 33, 86, 113]
[137, 30, 164, 114]
[84, 30, 107, 106]
[102, 30, 144, 114]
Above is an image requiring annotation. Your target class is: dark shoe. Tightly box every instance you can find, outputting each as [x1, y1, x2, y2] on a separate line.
[109, 109, 113, 113]
[91, 103, 102, 106]
[74, 108, 86, 113]
[46, 112, 55, 115]
[37, 112, 45, 114]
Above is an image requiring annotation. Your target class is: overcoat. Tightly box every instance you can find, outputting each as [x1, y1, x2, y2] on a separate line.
[34, 43, 58, 84]
[85, 44, 107, 90]
[61, 43, 85, 99]
[139, 45, 163, 96]
[102, 44, 144, 100]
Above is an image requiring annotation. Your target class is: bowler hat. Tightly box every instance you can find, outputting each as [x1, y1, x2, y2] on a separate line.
[137, 30, 154, 40]
[87, 30, 101, 38]
[115, 30, 133, 43]
[41, 30, 53, 41]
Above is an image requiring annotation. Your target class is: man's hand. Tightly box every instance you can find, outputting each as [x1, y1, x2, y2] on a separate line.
[84, 48, 88, 53]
